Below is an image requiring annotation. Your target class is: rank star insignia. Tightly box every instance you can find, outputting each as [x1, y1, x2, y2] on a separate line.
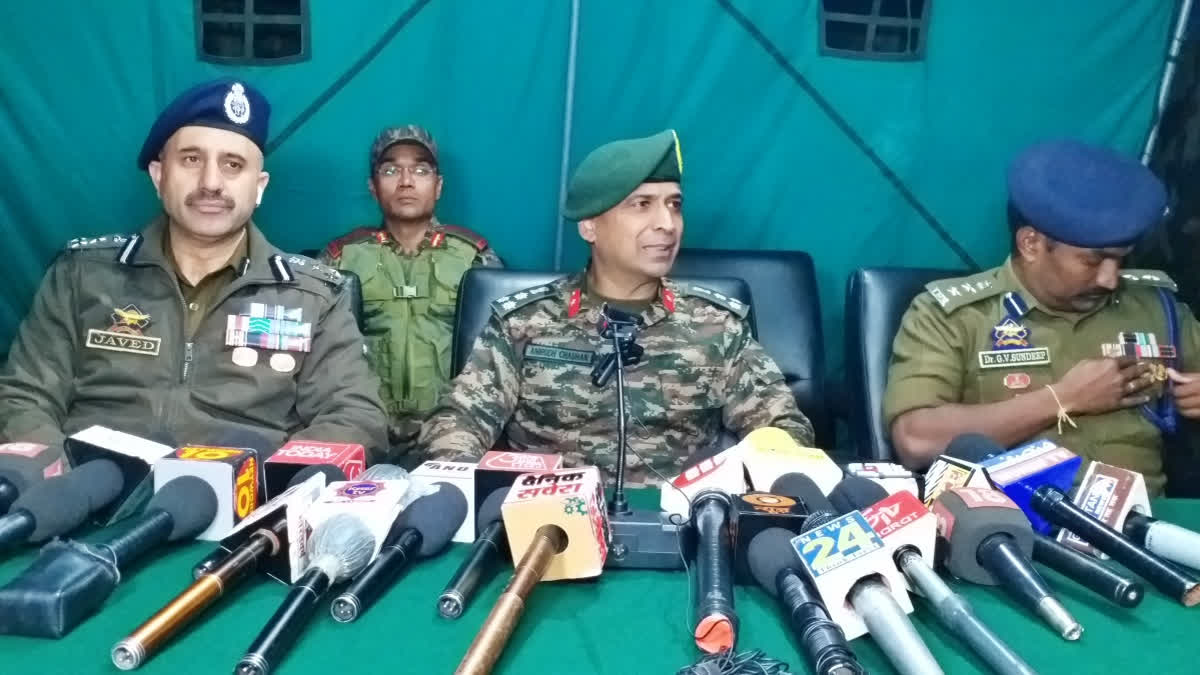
[86, 304, 161, 356]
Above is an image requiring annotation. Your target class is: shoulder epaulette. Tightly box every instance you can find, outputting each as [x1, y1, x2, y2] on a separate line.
[491, 282, 559, 318]
[678, 283, 750, 319]
[322, 226, 379, 260]
[1120, 269, 1178, 292]
[441, 224, 490, 252]
[925, 270, 1004, 313]
[282, 254, 344, 286]
[65, 234, 130, 251]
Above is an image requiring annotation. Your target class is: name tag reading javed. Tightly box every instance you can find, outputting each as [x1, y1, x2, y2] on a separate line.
[978, 347, 1051, 369]
[523, 343, 595, 366]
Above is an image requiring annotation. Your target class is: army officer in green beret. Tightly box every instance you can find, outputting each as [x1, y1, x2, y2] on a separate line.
[420, 130, 815, 483]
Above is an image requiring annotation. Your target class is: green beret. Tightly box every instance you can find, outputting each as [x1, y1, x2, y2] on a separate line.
[563, 129, 682, 220]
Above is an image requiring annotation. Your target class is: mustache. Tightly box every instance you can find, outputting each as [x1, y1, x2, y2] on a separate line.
[185, 190, 234, 209]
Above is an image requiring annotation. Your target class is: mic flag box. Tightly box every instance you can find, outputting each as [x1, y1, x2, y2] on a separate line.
[502, 466, 610, 581]
[221, 470, 328, 584]
[979, 438, 1081, 534]
[154, 445, 259, 541]
[302, 479, 410, 565]
[264, 440, 366, 499]
[412, 459, 476, 543]
[923, 455, 990, 507]
[474, 450, 563, 533]
[65, 425, 175, 526]
[1057, 461, 1150, 559]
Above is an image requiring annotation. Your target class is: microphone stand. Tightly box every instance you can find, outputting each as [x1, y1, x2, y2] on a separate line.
[593, 305, 682, 570]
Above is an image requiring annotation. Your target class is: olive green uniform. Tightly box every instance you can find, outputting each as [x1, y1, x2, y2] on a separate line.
[0, 217, 389, 466]
[884, 259, 1200, 495]
[320, 220, 500, 463]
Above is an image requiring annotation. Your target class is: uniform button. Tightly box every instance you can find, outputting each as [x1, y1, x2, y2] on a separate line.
[187, 302, 200, 311]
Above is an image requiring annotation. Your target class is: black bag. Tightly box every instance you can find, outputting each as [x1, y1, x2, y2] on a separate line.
[0, 539, 117, 638]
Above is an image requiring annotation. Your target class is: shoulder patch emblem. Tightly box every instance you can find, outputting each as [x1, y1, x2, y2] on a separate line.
[66, 234, 129, 251]
[286, 254, 343, 286]
[679, 284, 749, 319]
[925, 270, 1003, 313]
[1120, 269, 1177, 293]
[491, 284, 556, 318]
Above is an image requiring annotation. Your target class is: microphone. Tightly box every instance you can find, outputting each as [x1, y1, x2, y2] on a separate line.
[1030, 533, 1144, 607]
[235, 512, 378, 675]
[64, 426, 176, 525]
[691, 489, 737, 654]
[331, 481, 467, 622]
[1030, 485, 1200, 606]
[730, 489, 810, 583]
[838, 478, 1039, 675]
[0, 458, 124, 549]
[948, 436, 1082, 535]
[1057, 461, 1151, 560]
[262, 439, 366, 499]
[152, 434, 265, 541]
[740, 426, 843, 495]
[923, 434, 995, 504]
[0, 475, 218, 638]
[0, 442, 59, 513]
[747, 527, 865, 675]
[1124, 511, 1200, 572]
[113, 464, 345, 670]
[438, 487, 510, 619]
[932, 486, 1082, 640]
[786, 476, 941, 675]
[455, 466, 608, 675]
[93, 476, 219, 570]
[412, 459, 476, 544]
[770, 473, 836, 524]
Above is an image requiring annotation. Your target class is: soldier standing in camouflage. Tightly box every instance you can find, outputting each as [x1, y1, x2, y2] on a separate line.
[885, 139, 1200, 495]
[0, 79, 388, 470]
[420, 130, 814, 483]
[320, 126, 500, 465]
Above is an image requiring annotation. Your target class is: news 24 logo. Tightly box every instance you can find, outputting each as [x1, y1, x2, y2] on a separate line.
[792, 512, 883, 578]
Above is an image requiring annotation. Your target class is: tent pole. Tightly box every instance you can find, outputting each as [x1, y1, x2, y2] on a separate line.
[1143, 0, 1194, 164]
[553, 0, 581, 272]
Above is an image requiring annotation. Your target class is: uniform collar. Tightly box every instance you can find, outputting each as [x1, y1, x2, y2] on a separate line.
[129, 215, 290, 285]
[374, 217, 446, 252]
[561, 268, 677, 327]
[1000, 256, 1114, 323]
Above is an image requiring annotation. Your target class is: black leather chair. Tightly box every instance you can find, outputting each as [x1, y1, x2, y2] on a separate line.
[844, 267, 964, 460]
[672, 248, 830, 447]
[451, 268, 753, 376]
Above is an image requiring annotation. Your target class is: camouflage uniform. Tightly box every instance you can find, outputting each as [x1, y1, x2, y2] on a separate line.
[884, 259, 1200, 495]
[0, 218, 389, 467]
[320, 219, 501, 462]
[420, 271, 814, 484]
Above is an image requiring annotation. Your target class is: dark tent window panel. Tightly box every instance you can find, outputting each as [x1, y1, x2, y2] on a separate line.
[196, 0, 309, 65]
[821, 0, 928, 61]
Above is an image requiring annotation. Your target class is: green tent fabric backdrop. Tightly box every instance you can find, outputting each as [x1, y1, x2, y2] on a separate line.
[0, 1, 1176, 374]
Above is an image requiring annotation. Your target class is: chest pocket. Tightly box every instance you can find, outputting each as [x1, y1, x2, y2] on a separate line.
[430, 255, 471, 318]
[658, 367, 724, 411]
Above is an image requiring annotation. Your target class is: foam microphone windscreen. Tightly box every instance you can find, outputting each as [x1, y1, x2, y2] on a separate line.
[476, 487, 509, 531]
[0, 456, 43, 494]
[149, 476, 219, 541]
[829, 476, 890, 514]
[13, 481, 91, 542]
[74, 459, 125, 512]
[396, 483, 468, 557]
[288, 464, 347, 488]
[747, 527, 799, 596]
[772, 474, 834, 513]
[945, 433, 1005, 463]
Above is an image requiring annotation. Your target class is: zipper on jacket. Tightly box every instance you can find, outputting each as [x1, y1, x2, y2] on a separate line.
[182, 342, 194, 383]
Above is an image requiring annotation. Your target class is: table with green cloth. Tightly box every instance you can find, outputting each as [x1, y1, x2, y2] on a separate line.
[1, 490, 1196, 674]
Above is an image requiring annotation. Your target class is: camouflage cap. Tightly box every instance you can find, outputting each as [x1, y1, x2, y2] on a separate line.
[369, 124, 439, 172]
[563, 129, 682, 220]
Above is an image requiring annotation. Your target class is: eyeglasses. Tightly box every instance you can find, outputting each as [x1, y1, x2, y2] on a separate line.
[376, 163, 436, 178]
